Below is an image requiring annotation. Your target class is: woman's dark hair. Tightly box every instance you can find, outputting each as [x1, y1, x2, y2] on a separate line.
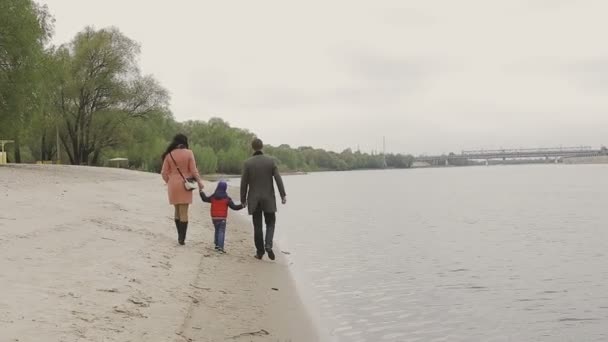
[162, 134, 189, 161]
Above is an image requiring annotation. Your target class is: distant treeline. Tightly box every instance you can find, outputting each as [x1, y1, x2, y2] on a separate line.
[0, 0, 413, 174]
[136, 118, 414, 174]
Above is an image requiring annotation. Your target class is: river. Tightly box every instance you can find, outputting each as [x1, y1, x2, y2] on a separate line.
[277, 164, 608, 341]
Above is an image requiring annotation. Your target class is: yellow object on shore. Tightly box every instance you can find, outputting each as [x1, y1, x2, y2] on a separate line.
[0, 140, 14, 164]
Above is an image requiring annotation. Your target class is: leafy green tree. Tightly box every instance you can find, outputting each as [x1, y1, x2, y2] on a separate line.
[386, 154, 414, 168]
[50, 27, 168, 165]
[0, 0, 53, 162]
[193, 145, 218, 174]
[215, 146, 246, 174]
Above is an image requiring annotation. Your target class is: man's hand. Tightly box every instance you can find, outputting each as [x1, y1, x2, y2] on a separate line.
[281, 196, 287, 205]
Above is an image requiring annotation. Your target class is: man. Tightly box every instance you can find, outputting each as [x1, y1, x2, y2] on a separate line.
[240, 138, 287, 260]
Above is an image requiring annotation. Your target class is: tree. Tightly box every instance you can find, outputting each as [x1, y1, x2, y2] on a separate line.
[0, 0, 54, 162]
[386, 153, 414, 168]
[112, 109, 176, 171]
[193, 145, 218, 174]
[50, 27, 168, 165]
[217, 146, 248, 174]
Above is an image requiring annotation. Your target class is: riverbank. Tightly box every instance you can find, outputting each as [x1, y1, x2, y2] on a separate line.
[562, 155, 608, 164]
[203, 171, 308, 182]
[0, 164, 316, 341]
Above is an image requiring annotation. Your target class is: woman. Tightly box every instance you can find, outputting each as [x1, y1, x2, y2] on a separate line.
[161, 134, 204, 245]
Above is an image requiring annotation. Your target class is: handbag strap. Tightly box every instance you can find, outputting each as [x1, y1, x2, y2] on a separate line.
[169, 152, 188, 182]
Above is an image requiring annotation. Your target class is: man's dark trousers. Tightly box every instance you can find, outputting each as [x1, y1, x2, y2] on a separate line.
[252, 208, 276, 255]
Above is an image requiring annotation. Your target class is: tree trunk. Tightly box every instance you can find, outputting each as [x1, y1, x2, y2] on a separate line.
[60, 133, 76, 165]
[82, 151, 89, 165]
[14, 135, 21, 163]
[40, 132, 46, 161]
[56, 125, 61, 164]
[91, 149, 101, 165]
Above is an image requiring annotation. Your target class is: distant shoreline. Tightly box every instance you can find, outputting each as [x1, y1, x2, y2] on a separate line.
[203, 171, 309, 181]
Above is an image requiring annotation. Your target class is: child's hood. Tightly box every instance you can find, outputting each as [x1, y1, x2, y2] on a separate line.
[212, 181, 228, 199]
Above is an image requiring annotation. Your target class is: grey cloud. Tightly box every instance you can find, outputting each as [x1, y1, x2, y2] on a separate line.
[565, 59, 608, 90]
[502, 57, 608, 90]
[344, 52, 429, 84]
[189, 52, 435, 111]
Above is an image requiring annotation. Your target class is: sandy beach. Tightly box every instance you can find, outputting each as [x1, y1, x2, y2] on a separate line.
[0, 164, 317, 342]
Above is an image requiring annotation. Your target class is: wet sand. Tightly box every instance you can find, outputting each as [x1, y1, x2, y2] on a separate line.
[0, 164, 316, 342]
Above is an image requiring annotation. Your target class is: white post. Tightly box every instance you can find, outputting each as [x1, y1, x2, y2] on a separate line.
[0, 140, 15, 164]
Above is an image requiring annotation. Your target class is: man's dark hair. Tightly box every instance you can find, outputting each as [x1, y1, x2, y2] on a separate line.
[252, 138, 264, 151]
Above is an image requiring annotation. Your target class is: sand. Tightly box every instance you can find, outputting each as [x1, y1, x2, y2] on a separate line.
[0, 164, 317, 342]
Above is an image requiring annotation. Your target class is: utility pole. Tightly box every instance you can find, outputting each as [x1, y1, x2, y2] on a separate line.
[382, 136, 387, 168]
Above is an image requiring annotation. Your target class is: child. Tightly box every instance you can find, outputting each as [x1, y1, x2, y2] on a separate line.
[200, 181, 244, 253]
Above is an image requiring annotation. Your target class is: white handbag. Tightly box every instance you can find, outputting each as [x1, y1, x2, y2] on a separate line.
[169, 152, 198, 191]
[183, 179, 198, 191]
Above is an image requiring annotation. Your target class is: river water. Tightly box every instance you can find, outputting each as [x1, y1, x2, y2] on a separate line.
[277, 165, 608, 341]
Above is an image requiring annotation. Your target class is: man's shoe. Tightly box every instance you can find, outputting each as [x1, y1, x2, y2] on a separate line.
[266, 248, 275, 261]
[254, 253, 263, 260]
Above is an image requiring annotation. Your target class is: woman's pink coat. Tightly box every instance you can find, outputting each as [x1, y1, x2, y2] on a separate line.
[161, 148, 201, 205]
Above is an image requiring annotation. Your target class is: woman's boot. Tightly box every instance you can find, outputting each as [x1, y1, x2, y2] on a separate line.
[179, 222, 188, 245]
[177, 221, 188, 245]
[174, 219, 180, 243]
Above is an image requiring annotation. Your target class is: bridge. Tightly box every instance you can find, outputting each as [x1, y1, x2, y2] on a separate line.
[415, 146, 608, 166]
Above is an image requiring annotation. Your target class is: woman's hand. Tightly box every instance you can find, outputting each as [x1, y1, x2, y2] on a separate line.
[198, 181, 204, 190]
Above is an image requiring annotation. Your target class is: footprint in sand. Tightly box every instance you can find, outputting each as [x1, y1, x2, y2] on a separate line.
[97, 288, 119, 293]
[157, 261, 172, 270]
[113, 306, 147, 319]
[128, 297, 151, 308]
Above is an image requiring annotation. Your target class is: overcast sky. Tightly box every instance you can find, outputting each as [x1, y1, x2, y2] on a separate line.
[40, 0, 608, 155]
